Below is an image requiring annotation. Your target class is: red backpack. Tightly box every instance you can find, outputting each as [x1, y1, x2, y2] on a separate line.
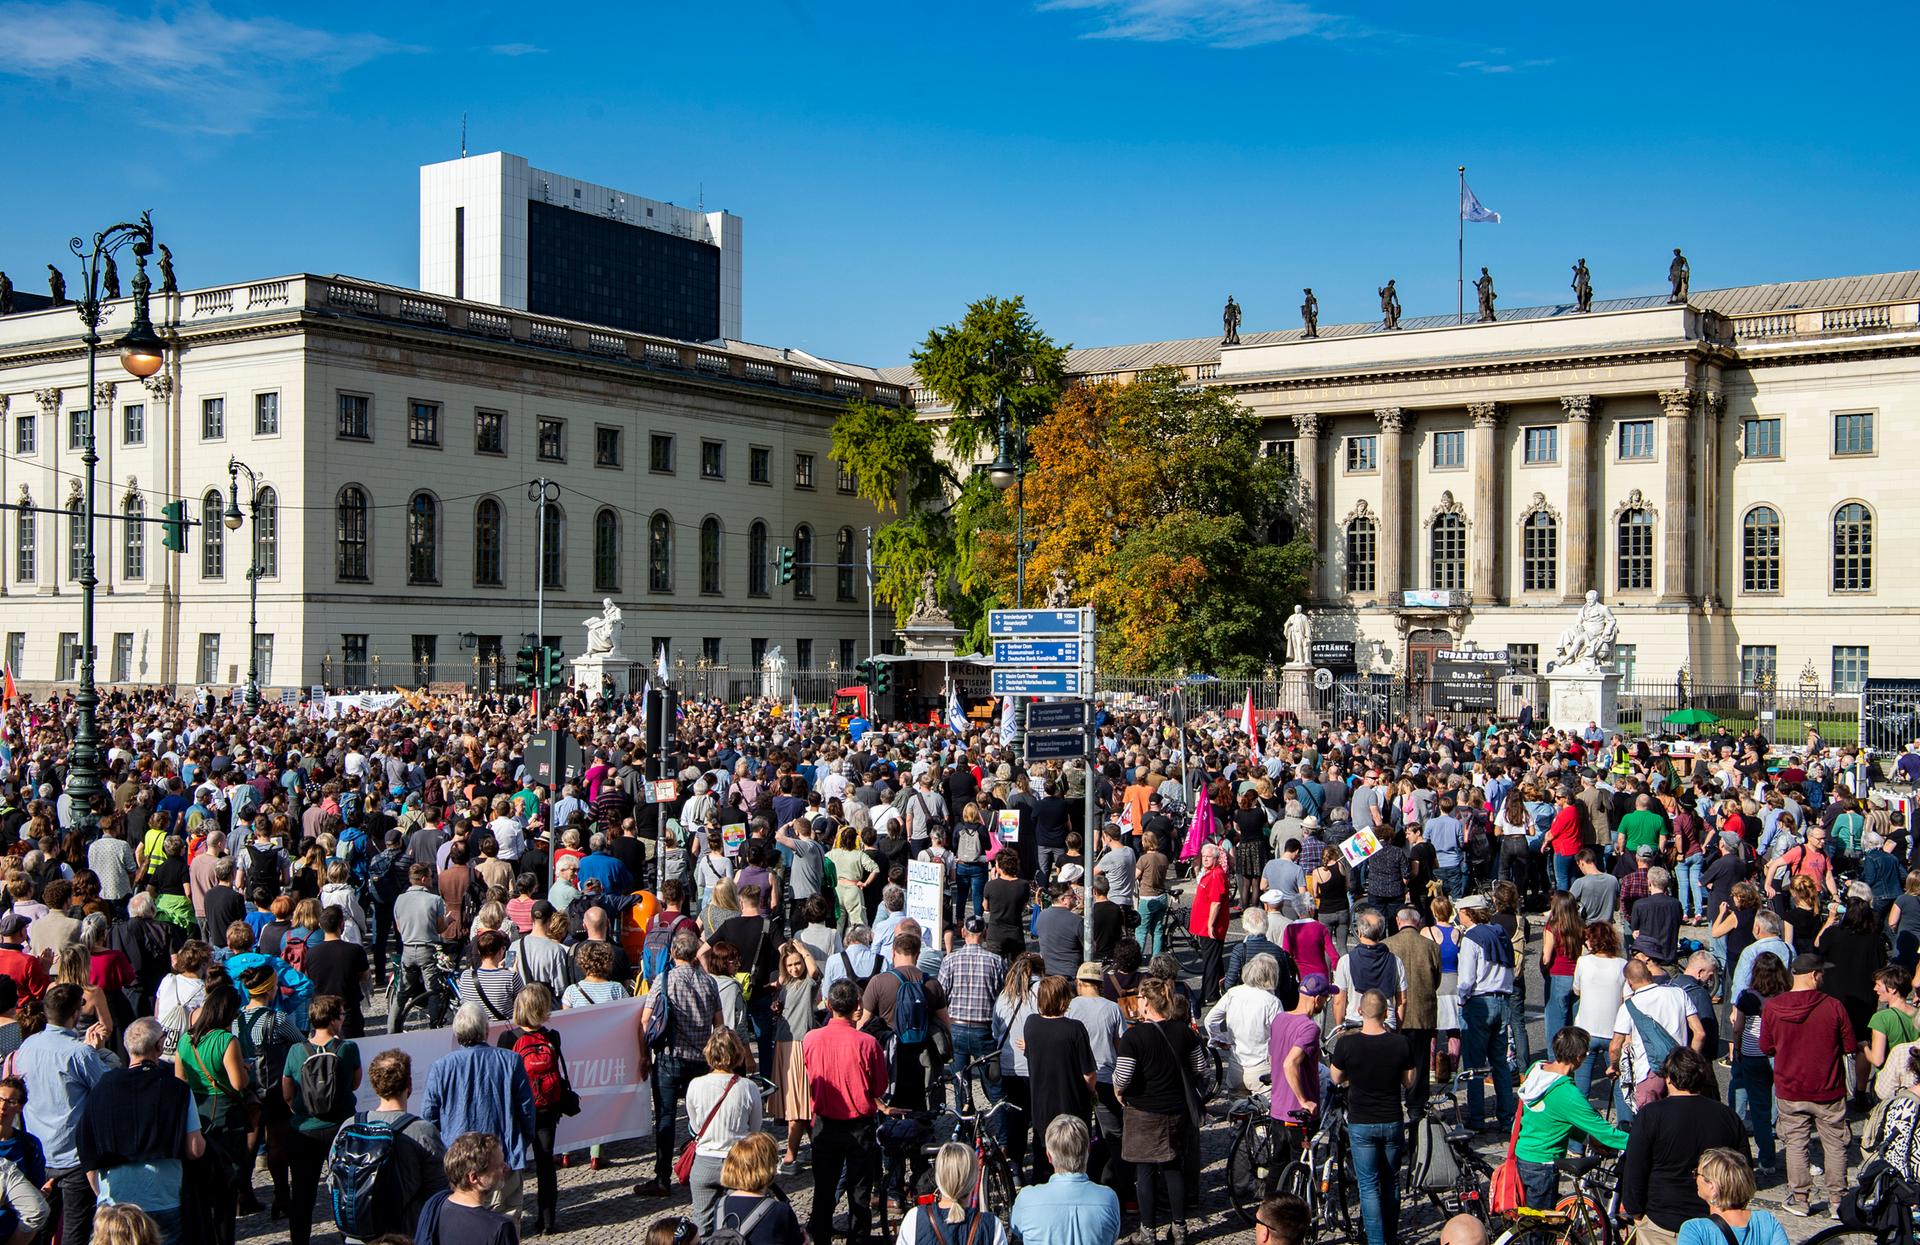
[281, 930, 311, 974]
[513, 1029, 570, 1113]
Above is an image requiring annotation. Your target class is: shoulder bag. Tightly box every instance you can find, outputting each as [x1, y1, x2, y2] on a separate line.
[675, 1074, 741, 1184]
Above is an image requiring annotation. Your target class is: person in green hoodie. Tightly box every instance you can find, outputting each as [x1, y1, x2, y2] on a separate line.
[1515, 1026, 1631, 1208]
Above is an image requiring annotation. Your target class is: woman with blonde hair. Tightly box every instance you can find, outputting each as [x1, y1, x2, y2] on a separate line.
[714, 1132, 804, 1245]
[1676, 1147, 1787, 1245]
[702, 878, 741, 939]
[498, 983, 569, 1229]
[92, 1204, 161, 1245]
[893, 1142, 1013, 1245]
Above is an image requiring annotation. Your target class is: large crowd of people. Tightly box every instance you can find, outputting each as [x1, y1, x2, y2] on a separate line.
[0, 677, 1917, 1245]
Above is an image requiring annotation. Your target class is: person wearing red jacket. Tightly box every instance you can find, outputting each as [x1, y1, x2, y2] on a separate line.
[1758, 953, 1855, 1217]
[1190, 842, 1230, 1005]
[1543, 789, 1583, 891]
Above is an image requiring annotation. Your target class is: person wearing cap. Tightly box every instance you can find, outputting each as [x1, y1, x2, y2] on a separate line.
[938, 916, 1007, 1101]
[1605, 958, 1704, 1125]
[1455, 895, 1518, 1130]
[1628, 866, 1683, 966]
[1269, 973, 1336, 1125]
[1760, 953, 1854, 1217]
[1069, 960, 1131, 1198]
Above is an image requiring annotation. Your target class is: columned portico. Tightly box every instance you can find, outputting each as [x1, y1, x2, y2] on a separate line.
[1560, 394, 1597, 601]
[1658, 387, 1694, 604]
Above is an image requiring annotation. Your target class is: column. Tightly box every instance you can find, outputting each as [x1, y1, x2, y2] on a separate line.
[1375, 407, 1406, 605]
[1291, 412, 1322, 594]
[1468, 402, 1502, 605]
[1701, 392, 1725, 605]
[1560, 395, 1597, 601]
[1658, 388, 1694, 603]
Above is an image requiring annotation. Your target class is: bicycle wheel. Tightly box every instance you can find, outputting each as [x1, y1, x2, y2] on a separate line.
[1227, 1120, 1277, 1226]
[1553, 1191, 1614, 1245]
[400, 994, 449, 1032]
[1799, 1227, 1894, 1245]
[1276, 1159, 1311, 1204]
[1198, 1048, 1225, 1104]
[1327, 1159, 1362, 1242]
[979, 1146, 1017, 1219]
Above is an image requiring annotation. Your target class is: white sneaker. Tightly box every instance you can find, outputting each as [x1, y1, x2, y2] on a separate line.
[1810, 1164, 1824, 1177]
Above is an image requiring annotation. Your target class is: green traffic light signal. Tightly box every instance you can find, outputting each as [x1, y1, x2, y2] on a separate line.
[543, 645, 567, 691]
[159, 500, 188, 554]
[874, 662, 892, 695]
[514, 644, 539, 690]
[775, 545, 795, 586]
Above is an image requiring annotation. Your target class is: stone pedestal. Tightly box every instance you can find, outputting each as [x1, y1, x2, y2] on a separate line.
[898, 622, 965, 660]
[572, 653, 638, 697]
[1546, 666, 1619, 734]
[1280, 663, 1316, 719]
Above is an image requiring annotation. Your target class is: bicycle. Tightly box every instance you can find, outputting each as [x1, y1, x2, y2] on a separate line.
[1405, 1077, 1496, 1225]
[938, 1055, 1021, 1217]
[386, 945, 460, 1033]
[1273, 1085, 1359, 1240]
[1224, 1080, 1299, 1228]
[1488, 1151, 1623, 1245]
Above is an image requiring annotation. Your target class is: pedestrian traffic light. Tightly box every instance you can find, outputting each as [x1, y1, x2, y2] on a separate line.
[874, 662, 892, 696]
[542, 645, 567, 692]
[775, 545, 795, 585]
[159, 500, 188, 553]
[514, 644, 539, 690]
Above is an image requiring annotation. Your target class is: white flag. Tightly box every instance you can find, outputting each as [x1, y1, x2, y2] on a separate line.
[946, 682, 968, 735]
[1461, 179, 1501, 224]
[999, 696, 1018, 745]
[655, 644, 669, 683]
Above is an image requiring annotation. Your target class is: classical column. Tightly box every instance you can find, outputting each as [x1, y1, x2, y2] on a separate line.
[1375, 407, 1406, 605]
[1560, 395, 1597, 600]
[1468, 402, 1502, 605]
[1659, 388, 1695, 603]
[1702, 392, 1725, 605]
[1291, 412, 1323, 596]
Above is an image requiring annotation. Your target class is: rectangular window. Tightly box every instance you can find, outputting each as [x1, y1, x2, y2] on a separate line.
[337, 393, 371, 440]
[1262, 440, 1298, 469]
[794, 452, 816, 489]
[196, 633, 221, 685]
[3, 635, 21, 679]
[1345, 435, 1377, 473]
[701, 439, 725, 480]
[836, 463, 856, 494]
[595, 426, 622, 468]
[839, 638, 857, 671]
[408, 400, 441, 447]
[1739, 645, 1777, 691]
[58, 633, 82, 682]
[410, 635, 436, 685]
[650, 433, 675, 473]
[1743, 418, 1781, 459]
[15, 416, 35, 455]
[255, 392, 280, 436]
[68, 409, 88, 450]
[749, 446, 771, 485]
[201, 397, 225, 441]
[111, 632, 133, 683]
[797, 638, 813, 669]
[1617, 419, 1655, 460]
[750, 638, 768, 671]
[536, 417, 565, 462]
[1523, 426, 1558, 464]
[341, 633, 368, 686]
[475, 409, 506, 455]
[122, 404, 144, 446]
[1431, 430, 1465, 469]
[1834, 645, 1869, 694]
[1613, 643, 1638, 686]
[1834, 411, 1875, 456]
[702, 637, 723, 664]
[1509, 643, 1539, 676]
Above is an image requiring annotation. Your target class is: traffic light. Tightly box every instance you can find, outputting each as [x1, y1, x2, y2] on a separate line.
[775, 545, 795, 585]
[159, 500, 188, 553]
[874, 662, 892, 696]
[542, 645, 567, 692]
[514, 644, 539, 690]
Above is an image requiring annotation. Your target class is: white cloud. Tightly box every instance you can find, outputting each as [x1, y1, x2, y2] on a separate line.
[488, 42, 547, 56]
[1038, 0, 1343, 48]
[0, 2, 399, 134]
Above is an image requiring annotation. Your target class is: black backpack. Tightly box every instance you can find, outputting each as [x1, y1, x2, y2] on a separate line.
[328, 1112, 414, 1237]
[294, 1039, 355, 1123]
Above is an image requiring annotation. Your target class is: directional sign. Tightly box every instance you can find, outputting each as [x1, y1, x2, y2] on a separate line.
[992, 639, 1083, 667]
[1024, 730, 1089, 761]
[1026, 700, 1089, 731]
[993, 668, 1082, 696]
[989, 609, 1089, 638]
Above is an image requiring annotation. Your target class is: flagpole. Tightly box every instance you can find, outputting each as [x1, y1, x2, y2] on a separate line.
[1457, 165, 1466, 325]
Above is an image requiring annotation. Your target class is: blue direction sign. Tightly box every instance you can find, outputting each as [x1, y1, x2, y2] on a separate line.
[988, 609, 1087, 638]
[992, 668, 1082, 696]
[992, 639, 1083, 667]
[1024, 730, 1088, 761]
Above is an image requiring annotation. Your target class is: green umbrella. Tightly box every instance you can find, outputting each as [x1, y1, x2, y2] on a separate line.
[1662, 707, 1719, 726]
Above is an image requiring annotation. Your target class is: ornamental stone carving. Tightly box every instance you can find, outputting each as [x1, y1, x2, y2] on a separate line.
[1423, 490, 1468, 528]
[1375, 407, 1406, 434]
[93, 381, 116, 409]
[34, 388, 59, 416]
[1560, 394, 1598, 422]
[1468, 402, 1501, 428]
[1520, 491, 1562, 523]
[141, 373, 175, 400]
[1611, 488, 1659, 522]
[1292, 412, 1322, 438]
[1658, 388, 1694, 418]
[1342, 498, 1374, 526]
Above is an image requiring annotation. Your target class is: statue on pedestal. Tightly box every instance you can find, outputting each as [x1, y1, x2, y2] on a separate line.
[761, 644, 789, 700]
[1222, 294, 1242, 346]
[1668, 248, 1690, 303]
[1379, 280, 1402, 331]
[46, 265, 66, 305]
[1046, 568, 1075, 608]
[1475, 267, 1497, 322]
[1551, 590, 1620, 672]
[103, 254, 120, 300]
[582, 597, 624, 655]
[1301, 288, 1318, 338]
[1283, 605, 1313, 667]
[157, 244, 178, 295]
[1571, 259, 1593, 313]
[908, 569, 949, 624]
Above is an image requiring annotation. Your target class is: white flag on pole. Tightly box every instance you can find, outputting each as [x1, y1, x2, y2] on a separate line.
[1461, 179, 1501, 223]
[655, 644, 669, 683]
[999, 695, 1018, 745]
[1239, 687, 1256, 739]
[946, 682, 968, 735]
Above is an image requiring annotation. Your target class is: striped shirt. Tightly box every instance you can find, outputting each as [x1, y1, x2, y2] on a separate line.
[457, 965, 525, 1021]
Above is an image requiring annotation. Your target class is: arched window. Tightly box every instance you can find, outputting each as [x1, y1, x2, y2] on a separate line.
[1344, 516, 1376, 593]
[14, 490, 34, 582]
[794, 525, 814, 598]
[700, 518, 723, 595]
[648, 512, 673, 592]
[594, 508, 621, 592]
[254, 487, 278, 578]
[199, 490, 223, 580]
[336, 486, 369, 582]
[540, 504, 565, 590]
[1833, 502, 1873, 592]
[1429, 513, 1466, 591]
[748, 521, 769, 597]
[1616, 507, 1654, 591]
[836, 527, 857, 601]
[123, 495, 145, 581]
[474, 498, 503, 586]
[1521, 511, 1557, 593]
[406, 492, 439, 585]
[1741, 506, 1780, 593]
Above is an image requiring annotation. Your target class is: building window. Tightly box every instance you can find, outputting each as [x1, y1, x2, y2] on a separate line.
[200, 397, 224, 441]
[650, 433, 674, 473]
[1262, 440, 1297, 469]
[836, 464, 856, 494]
[840, 638, 857, 671]
[336, 486, 370, 582]
[836, 527, 857, 601]
[540, 504, 565, 590]
[1743, 418, 1781, 459]
[254, 487, 278, 577]
[1509, 643, 1539, 675]
[536, 417, 565, 462]
[648, 512, 673, 592]
[1741, 506, 1780, 593]
[1740, 645, 1777, 691]
[68, 409, 89, 451]
[406, 492, 439, 585]
[1523, 426, 1558, 464]
[1833, 501, 1873, 592]
[14, 493, 33, 582]
[1616, 507, 1654, 591]
[1834, 411, 1875, 456]
[751, 638, 768, 671]
[111, 632, 133, 683]
[1521, 511, 1557, 592]
[196, 633, 221, 685]
[122, 495, 144, 580]
[474, 498, 503, 586]
[65, 499, 83, 582]
[701, 440, 725, 480]
[749, 446, 771, 485]
[254, 634, 275, 685]
[341, 633, 368, 686]
[794, 452, 816, 489]
[3, 635, 21, 677]
[1614, 643, 1638, 685]
[794, 525, 814, 597]
[1617, 419, 1655, 460]
[748, 521, 769, 597]
[594, 508, 621, 592]
[14, 416, 34, 455]
[595, 426, 621, 468]
[255, 392, 280, 437]
[408, 401, 441, 447]
[56, 633, 80, 681]
[199, 491, 223, 580]
[1344, 517, 1376, 593]
[702, 637, 722, 665]
[1429, 513, 1466, 591]
[1431, 430, 1465, 469]
[1832, 646, 1870, 694]
[1345, 436, 1377, 473]
[797, 638, 813, 669]
[337, 393, 370, 440]
[475, 409, 506, 455]
[122, 403, 144, 446]
[700, 518, 722, 595]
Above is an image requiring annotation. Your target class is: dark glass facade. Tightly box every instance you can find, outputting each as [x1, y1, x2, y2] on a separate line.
[527, 200, 721, 341]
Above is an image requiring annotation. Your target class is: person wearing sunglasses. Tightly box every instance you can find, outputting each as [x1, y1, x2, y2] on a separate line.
[1252, 1195, 1307, 1245]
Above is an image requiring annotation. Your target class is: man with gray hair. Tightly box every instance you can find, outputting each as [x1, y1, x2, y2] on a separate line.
[1732, 908, 1794, 1001]
[635, 929, 723, 1199]
[823, 924, 882, 993]
[872, 884, 910, 960]
[1332, 907, 1407, 1028]
[420, 1004, 535, 1223]
[1008, 1116, 1121, 1245]
[76, 1015, 204, 1243]
[1629, 865, 1683, 966]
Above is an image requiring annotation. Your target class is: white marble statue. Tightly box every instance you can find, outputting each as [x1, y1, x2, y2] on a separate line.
[761, 644, 790, 701]
[1283, 605, 1313, 666]
[582, 597, 624, 655]
[1552, 590, 1619, 672]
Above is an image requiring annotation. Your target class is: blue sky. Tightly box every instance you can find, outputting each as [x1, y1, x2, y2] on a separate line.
[2, 1, 1914, 364]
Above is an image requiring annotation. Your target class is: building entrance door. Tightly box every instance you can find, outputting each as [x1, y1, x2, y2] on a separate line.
[1406, 629, 1453, 709]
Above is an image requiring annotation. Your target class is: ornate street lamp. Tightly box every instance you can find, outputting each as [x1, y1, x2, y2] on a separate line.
[224, 458, 265, 711]
[985, 394, 1029, 606]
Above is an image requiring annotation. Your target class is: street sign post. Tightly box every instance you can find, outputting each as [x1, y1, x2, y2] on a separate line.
[988, 609, 1088, 637]
[1025, 700, 1089, 731]
[991, 639, 1083, 667]
[1024, 730, 1089, 761]
[993, 669, 1082, 696]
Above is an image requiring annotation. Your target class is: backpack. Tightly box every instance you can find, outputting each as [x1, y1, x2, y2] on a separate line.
[245, 843, 285, 893]
[836, 950, 877, 992]
[243, 1005, 290, 1097]
[280, 930, 311, 975]
[643, 972, 675, 1050]
[708, 1197, 778, 1245]
[294, 1039, 355, 1122]
[513, 1029, 572, 1113]
[954, 821, 986, 864]
[1408, 1109, 1462, 1191]
[1106, 972, 1143, 1023]
[640, 914, 696, 991]
[889, 967, 930, 1046]
[328, 1112, 414, 1238]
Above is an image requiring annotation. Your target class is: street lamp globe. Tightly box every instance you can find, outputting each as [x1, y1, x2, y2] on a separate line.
[115, 319, 166, 378]
[988, 454, 1019, 491]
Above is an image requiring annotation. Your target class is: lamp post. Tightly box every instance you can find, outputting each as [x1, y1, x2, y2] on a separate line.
[64, 212, 166, 836]
[223, 458, 264, 711]
[987, 393, 1029, 606]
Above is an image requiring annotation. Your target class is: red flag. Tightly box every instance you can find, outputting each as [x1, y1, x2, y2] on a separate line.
[1, 665, 13, 707]
[1239, 686, 1256, 739]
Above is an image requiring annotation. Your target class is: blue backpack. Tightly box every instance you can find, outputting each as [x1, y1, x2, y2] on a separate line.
[890, 968, 929, 1046]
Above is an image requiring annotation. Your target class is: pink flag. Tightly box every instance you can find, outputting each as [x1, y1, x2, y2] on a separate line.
[1180, 791, 1216, 861]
